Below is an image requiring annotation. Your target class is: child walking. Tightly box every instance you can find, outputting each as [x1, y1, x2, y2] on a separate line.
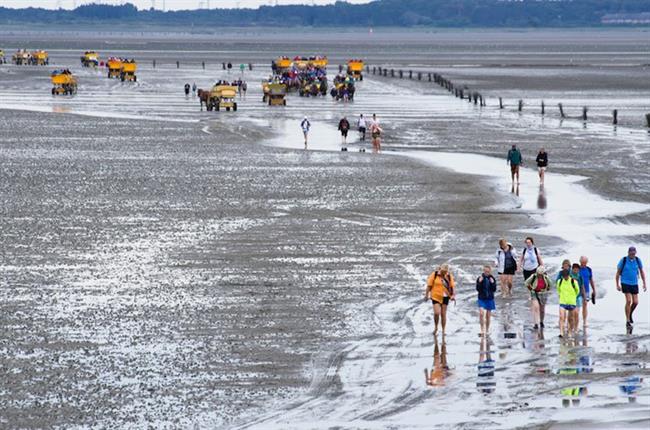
[476, 265, 497, 336]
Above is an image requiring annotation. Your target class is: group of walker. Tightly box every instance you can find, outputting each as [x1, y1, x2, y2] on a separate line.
[300, 113, 383, 153]
[425, 240, 646, 338]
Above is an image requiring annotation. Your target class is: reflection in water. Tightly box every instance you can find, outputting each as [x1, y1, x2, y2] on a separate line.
[425, 338, 450, 387]
[537, 184, 547, 209]
[619, 339, 643, 403]
[510, 183, 520, 197]
[477, 336, 496, 394]
[558, 339, 589, 406]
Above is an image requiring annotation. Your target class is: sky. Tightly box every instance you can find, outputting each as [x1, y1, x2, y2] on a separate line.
[0, 0, 373, 10]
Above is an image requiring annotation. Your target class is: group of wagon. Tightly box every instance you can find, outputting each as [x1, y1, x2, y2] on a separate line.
[10, 49, 49, 66]
[106, 57, 138, 82]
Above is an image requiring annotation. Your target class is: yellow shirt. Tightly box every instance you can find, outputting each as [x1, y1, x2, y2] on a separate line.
[427, 271, 455, 303]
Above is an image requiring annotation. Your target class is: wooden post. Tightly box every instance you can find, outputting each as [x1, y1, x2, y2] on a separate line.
[339, 64, 343, 73]
[499, 97, 503, 109]
[646, 113, 650, 127]
[541, 100, 545, 115]
[582, 106, 588, 121]
[176, 61, 180, 68]
[409, 70, 412, 79]
[153, 59, 156, 68]
[222, 62, 226, 70]
[383, 69, 387, 77]
[418, 72, 422, 80]
[398, 70, 402, 78]
[459, 89, 464, 99]
[612, 109, 618, 125]
[518, 99, 523, 112]
[249, 63, 253, 71]
[373, 66, 376, 75]
[559, 103, 565, 118]
[428, 73, 432, 82]
[202, 61, 205, 69]
[479, 94, 484, 106]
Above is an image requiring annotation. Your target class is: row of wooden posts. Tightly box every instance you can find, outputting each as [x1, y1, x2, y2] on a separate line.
[151, 60, 253, 71]
[366, 65, 650, 128]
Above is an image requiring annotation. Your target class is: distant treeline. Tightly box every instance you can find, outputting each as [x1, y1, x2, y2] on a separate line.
[1, 0, 649, 27]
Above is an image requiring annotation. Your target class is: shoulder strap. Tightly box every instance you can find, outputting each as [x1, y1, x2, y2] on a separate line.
[534, 247, 540, 259]
[620, 256, 627, 272]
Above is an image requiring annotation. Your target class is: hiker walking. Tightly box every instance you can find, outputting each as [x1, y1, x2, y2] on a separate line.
[525, 266, 551, 330]
[557, 269, 580, 338]
[579, 256, 596, 327]
[370, 114, 382, 153]
[616, 246, 647, 331]
[476, 265, 497, 336]
[494, 238, 518, 298]
[425, 264, 456, 336]
[338, 116, 350, 146]
[301, 116, 311, 148]
[520, 237, 543, 282]
[507, 144, 523, 184]
[357, 114, 367, 141]
[536, 148, 548, 185]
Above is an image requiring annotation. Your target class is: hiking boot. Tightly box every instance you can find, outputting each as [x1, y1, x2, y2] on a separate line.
[532, 324, 539, 330]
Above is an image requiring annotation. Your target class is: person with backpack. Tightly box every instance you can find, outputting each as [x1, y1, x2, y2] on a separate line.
[535, 148, 548, 185]
[570, 263, 586, 331]
[525, 265, 552, 330]
[520, 237, 544, 282]
[557, 269, 580, 338]
[616, 246, 647, 330]
[424, 264, 456, 336]
[494, 238, 518, 298]
[338, 116, 350, 146]
[476, 265, 497, 336]
[579, 256, 596, 326]
[507, 144, 523, 184]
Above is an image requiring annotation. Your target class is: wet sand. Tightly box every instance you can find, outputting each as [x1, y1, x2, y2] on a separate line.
[1, 29, 649, 429]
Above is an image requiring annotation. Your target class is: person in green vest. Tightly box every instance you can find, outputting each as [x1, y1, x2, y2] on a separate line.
[557, 269, 580, 338]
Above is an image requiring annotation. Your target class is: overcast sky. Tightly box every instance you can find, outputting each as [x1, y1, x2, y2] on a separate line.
[0, 0, 373, 10]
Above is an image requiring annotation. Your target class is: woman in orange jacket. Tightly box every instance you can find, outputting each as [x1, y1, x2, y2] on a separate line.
[424, 264, 456, 336]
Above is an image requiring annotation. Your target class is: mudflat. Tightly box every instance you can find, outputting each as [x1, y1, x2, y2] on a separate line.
[0, 29, 648, 429]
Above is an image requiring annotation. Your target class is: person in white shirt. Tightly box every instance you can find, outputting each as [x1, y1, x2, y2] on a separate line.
[357, 114, 367, 141]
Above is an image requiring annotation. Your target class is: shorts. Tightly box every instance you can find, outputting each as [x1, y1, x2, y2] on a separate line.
[372, 132, 381, 139]
[530, 291, 548, 306]
[621, 283, 639, 295]
[500, 267, 516, 276]
[576, 295, 583, 308]
[358, 127, 366, 133]
[510, 164, 520, 174]
[523, 269, 536, 281]
[341, 130, 348, 137]
[538, 166, 547, 172]
[478, 299, 496, 311]
[432, 297, 450, 306]
[560, 304, 576, 311]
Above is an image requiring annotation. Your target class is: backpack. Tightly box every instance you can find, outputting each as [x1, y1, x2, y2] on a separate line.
[532, 274, 548, 292]
[501, 246, 516, 271]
